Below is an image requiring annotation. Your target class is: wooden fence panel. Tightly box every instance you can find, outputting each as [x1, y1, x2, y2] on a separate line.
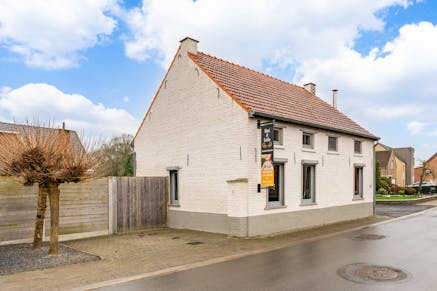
[116, 176, 168, 233]
[0, 177, 37, 243]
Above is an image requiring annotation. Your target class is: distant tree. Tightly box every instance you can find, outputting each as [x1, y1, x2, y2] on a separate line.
[97, 134, 134, 176]
[0, 123, 99, 255]
[375, 161, 382, 190]
[418, 160, 435, 194]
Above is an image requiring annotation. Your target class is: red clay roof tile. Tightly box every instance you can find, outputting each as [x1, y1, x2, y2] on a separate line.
[189, 52, 377, 140]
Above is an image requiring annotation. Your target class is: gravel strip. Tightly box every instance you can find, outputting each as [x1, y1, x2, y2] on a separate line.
[0, 243, 99, 276]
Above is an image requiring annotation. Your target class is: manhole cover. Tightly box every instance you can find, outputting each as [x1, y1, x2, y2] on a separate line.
[352, 234, 385, 241]
[186, 241, 203, 245]
[338, 263, 409, 284]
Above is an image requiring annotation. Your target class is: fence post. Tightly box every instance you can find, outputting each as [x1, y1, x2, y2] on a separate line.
[108, 177, 118, 234]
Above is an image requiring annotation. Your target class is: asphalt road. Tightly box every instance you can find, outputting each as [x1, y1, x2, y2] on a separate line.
[100, 207, 437, 291]
[375, 203, 435, 217]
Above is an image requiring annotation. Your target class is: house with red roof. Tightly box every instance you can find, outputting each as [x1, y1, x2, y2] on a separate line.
[133, 37, 379, 236]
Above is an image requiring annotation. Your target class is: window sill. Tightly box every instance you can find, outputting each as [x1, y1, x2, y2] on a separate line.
[168, 203, 180, 207]
[265, 204, 287, 210]
[353, 154, 363, 157]
[301, 148, 316, 153]
[352, 197, 364, 201]
[327, 151, 339, 155]
[274, 145, 285, 150]
[300, 202, 317, 206]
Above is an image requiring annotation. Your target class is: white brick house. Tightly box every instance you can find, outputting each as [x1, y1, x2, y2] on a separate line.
[133, 37, 379, 236]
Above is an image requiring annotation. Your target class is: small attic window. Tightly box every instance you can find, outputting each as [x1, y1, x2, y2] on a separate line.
[217, 88, 220, 99]
[177, 54, 181, 60]
[194, 67, 199, 76]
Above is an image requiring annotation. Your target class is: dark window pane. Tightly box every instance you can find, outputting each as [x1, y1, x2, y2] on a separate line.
[303, 165, 311, 199]
[354, 141, 361, 153]
[354, 168, 359, 195]
[170, 171, 178, 202]
[328, 136, 337, 151]
[268, 164, 280, 202]
[273, 129, 279, 142]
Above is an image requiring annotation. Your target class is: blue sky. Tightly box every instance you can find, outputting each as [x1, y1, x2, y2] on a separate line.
[0, 0, 437, 163]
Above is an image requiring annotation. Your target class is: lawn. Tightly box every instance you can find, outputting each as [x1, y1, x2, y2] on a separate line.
[376, 195, 420, 201]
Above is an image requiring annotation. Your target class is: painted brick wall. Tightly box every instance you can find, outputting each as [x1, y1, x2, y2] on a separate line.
[246, 120, 375, 217]
[134, 42, 250, 215]
[134, 40, 375, 225]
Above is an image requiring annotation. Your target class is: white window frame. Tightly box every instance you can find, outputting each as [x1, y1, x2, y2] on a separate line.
[328, 136, 338, 152]
[354, 140, 362, 154]
[273, 128, 283, 146]
[353, 166, 364, 199]
[302, 161, 318, 204]
[266, 162, 285, 208]
[167, 167, 180, 206]
[302, 132, 314, 149]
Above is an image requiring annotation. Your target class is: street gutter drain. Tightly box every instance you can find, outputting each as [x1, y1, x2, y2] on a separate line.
[338, 263, 409, 284]
[186, 241, 203, 245]
[352, 234, 385, 241]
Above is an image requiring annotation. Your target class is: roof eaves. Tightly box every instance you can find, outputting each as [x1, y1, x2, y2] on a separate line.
[250, 111, 379, 141]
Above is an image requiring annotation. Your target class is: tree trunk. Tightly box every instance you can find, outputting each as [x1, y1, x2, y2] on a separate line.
[47, 182, 60, 255]
[33, 184, 48, 249]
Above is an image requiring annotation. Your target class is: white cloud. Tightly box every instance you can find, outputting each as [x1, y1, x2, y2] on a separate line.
[0, 0, 118, 69]
[0, 83, 137, 137]
[123, 96, 130, 103]
[407, 121, 426, 135]
[366, 105, 424, 120]
[120, 0, 412, 68]
[295, 22, 437, 137]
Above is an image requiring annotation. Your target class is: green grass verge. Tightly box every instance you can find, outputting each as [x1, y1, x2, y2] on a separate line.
[376, 195, 420, 201]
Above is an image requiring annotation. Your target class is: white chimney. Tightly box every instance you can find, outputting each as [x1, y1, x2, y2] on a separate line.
[304, 83, 316, 95]
[332, 89, 338, 109]
[179, 36, 199, 55]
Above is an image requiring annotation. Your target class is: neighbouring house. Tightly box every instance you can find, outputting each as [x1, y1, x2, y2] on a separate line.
[0, 121, 82, 150]
[375, 143, 414, 187]
[133, 37, 379, 236]
[414, 153, 437, 184]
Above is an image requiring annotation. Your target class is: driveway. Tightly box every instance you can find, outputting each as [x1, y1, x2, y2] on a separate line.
[100, 207, 437, 291]
[376, 203, 435, 217]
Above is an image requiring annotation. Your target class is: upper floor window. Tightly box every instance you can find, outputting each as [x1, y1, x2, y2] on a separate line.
[354, 140, 362, 154]
[273, 128, 283, 146]
[328, 136, 338, 152]
[303, 132, 314, 149]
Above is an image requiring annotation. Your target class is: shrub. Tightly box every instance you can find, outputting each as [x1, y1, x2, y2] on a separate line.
[377, 188, 388, 195]
[389, 184, 397, 194]
[404, 187, 416, 195]
[398, 189, 405, 195]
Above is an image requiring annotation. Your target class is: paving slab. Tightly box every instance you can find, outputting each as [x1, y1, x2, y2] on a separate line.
[0, 216, 383, 290]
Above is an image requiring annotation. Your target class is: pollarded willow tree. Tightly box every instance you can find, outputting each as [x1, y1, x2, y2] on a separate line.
[0, 123, 100, 255]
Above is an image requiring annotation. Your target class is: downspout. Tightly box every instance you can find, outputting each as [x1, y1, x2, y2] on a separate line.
[373, 142, 376, 216]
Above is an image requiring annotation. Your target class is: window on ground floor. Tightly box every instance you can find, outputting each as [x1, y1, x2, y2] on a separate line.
[267, 163, 284, 206]
[302, 163, 316, 204]
[354, 167, 363, 199]
[169, 170, 179, 204]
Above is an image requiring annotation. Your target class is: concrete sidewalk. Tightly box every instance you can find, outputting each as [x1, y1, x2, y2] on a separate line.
[0, 216, 383, 290]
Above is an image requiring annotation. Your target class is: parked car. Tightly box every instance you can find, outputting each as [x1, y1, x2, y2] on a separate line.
[411, 182, 435, 187]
